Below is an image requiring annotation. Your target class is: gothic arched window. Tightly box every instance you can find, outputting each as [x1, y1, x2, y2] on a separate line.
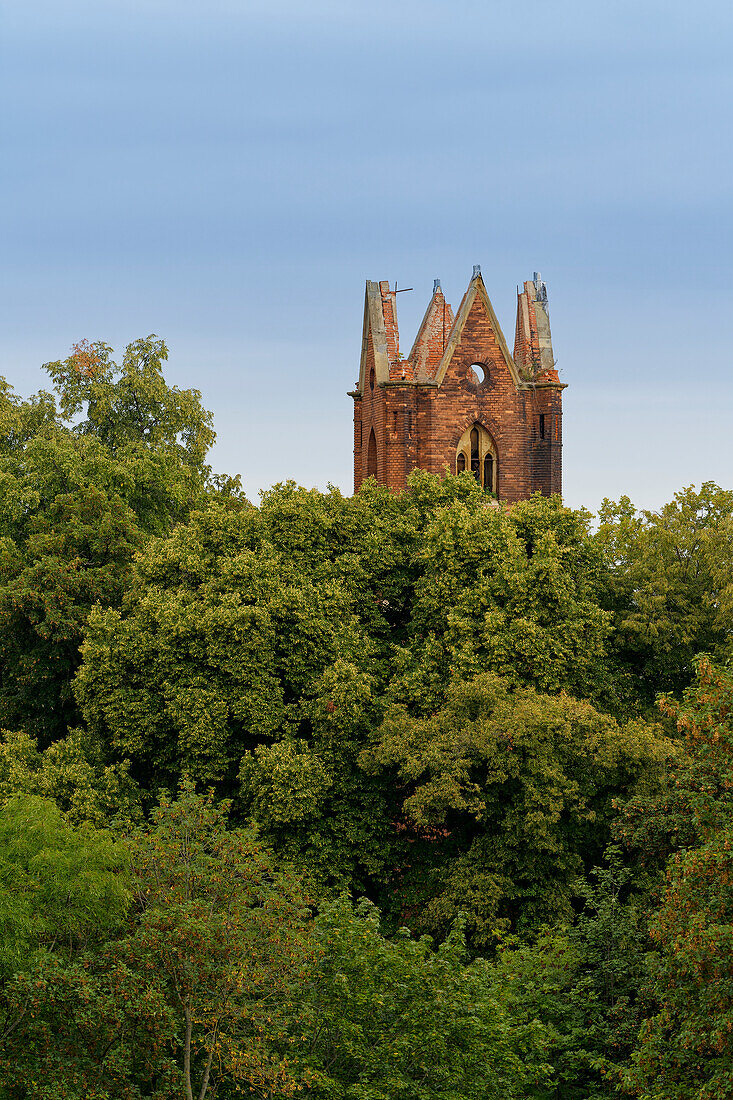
[369, 368, 375, 391]
[470, 427, 480, 481]
[367, 428, 377, 478]
[455, 423, 497, 494]
[484, 453, 494, 491]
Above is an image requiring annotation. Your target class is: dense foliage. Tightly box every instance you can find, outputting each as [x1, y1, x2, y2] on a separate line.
[1, 343, 732, 1097]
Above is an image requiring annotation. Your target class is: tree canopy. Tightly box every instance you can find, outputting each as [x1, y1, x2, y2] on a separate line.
[0, 338, 234, 743]
[0, 347, 732, 1098]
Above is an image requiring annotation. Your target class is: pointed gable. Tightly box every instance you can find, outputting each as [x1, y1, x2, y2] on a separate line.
[378, 280, 400, 364]
[358, 280, 391, 392]
[435, 270, 523, 389]
[407, 282, 455, 381]
[514, 280, 539, 376]
[514, 274, 559, 382]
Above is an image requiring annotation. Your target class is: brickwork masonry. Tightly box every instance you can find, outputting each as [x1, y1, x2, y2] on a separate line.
[351, 269, 566, 502]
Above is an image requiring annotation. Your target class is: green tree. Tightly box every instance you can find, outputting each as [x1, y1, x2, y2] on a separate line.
[0, 794, 128, 1096]
[238, 658, 398, 894]
[0, 339, 223, 741]
[75, 476, 624, 899]
[627, 660, 733, 1099]
[75, 502, 372, 789]
[0, 449, 145, 740]
[0, 727, 140, 828]
[44, 337, 215, 470]
[0, 789, 555, 1100]
[0, 795, 127, 975]
[121, 782, 313, 1100]
[596, 484, 733, 704]
[384, 483, 613, 714]
[0, 378, 57, 453]
[0, 784, 313, 1100]
[489, 852, 654, 1099]
[0, 954, 178, 1100]
[362, 672, 673, 942]
[296, 897, 550, 1099]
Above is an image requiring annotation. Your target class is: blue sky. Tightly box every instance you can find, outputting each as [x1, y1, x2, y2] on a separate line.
[2, 0, 732, 510]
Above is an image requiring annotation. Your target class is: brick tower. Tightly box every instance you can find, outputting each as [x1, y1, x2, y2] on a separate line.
[350, 267, 566, 502]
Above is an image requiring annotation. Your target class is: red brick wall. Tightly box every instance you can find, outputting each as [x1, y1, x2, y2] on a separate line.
[353, 277, 564, 501]
[354, 334, 387, 491]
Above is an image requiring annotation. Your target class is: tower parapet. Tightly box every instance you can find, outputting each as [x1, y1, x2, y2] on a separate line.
[351, 268, 566, 500]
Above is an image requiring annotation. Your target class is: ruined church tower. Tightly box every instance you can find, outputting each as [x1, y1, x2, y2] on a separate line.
[350, 267, 566, 502]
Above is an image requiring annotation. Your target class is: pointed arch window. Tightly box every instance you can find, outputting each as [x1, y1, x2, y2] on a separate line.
[367, 428, 377, 478]
[483, 453, 494, 490]
[455, 422, 497, 493]
[470, 427, 480, 479]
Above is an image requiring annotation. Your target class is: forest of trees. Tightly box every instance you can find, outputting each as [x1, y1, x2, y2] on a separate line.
[1, 337, 733, 1098]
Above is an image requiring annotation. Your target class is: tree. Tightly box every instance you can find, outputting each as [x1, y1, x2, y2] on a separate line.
[0, 448, 145, 740]
[0, 795, 128, 1097]
[595, 484, 733, 704]
[295, 897, 550, 1099]
[488, 852, 654, 1099]
[627, 660, 733, 1099]
[0, 727, 140, 828]
[0, 784, 314, 1100]
[0, 787, 555, 1100]
[362, 672, 674, 942]
[122, 782, 313, 1100]
[0, 341, 224, 741]
[75, 502, 372, 790]
[383, 481, 614, 714]
[44, 337, 215, 470]
[0, 954, 178, 1100]
[75, 476, 626, 900]
[0, 796, 127, 975]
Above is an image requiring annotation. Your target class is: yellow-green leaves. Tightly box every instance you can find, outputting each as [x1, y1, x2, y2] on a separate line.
[364, 673, 674, 942]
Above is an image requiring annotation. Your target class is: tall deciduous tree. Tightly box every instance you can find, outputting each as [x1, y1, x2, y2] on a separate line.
[76, 475, 626, 900]
[627, 660, 733, 1099]
[122, 782, 313, 1100]
[596, 484, 733, 703]
[296, 898, 550, 1099]
[44, 337, 215, 469]
[0, 785, 313, 1100]
[0, 727, 140, 828]
[0, 339, 225, 741]
[363, 672, 674, 942]
[0, 795, 128, 1097]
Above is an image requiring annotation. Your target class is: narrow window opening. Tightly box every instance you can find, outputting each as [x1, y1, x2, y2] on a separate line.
[406, 412, 412, 435]
[470, 427, 480, 481]
[484, 453, 494, 492]
[369, 368, 375, 391]
[457, 452, 466, 474]
[539, 414, 545, 440]
[367, 429, 377, 477]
